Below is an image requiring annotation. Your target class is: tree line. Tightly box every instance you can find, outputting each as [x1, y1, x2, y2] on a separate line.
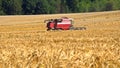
[0, 0, 120, 15]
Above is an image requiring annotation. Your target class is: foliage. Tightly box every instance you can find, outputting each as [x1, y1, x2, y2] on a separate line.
[35, 0, 50, 14]
[2, 0, 22, 15]
[0, 0, 5, 15]
[0, 0, 120, 15]
[22, 0, 37, 14]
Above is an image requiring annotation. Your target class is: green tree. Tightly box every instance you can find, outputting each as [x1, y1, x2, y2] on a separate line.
[60, 0, 70, 13]
[0, 0, 5, 15]
[2, 0, 22, 15]
[89, 1, 96, 12]
[22, 0, 38, 14]
[47, 0, 63, 13]
[66, 0, 80, 12]
[105, 1, 113, 11]
[117, 0, 120, 9]
[106, 0, 119, 10]
[47, 0, 57, 14]
[79, 0, 90, 12]
[35, 0, 49, 14]
[0, 0, 120, 15]
[89, 0, 103, 12]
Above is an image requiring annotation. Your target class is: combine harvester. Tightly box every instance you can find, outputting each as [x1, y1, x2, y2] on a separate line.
[44, 17, 86, 31]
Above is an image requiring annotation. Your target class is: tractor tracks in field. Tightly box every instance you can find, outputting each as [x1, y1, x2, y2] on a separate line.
[0, 30, 46, 34]
[75, 11, 120, 20]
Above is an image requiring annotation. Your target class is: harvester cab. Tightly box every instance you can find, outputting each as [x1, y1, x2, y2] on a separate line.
[44, 17, 86, 31]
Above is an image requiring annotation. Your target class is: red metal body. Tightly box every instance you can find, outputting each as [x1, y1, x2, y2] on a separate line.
[46, 17, 73, 30]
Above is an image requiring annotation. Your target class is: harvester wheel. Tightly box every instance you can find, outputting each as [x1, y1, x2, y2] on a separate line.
[69, 26, 75, 30]
[57, 28, 63, 30]
[47, 29, 50, 31]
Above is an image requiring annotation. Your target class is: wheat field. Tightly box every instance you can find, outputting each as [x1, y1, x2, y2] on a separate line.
[0, 11, 120, 68]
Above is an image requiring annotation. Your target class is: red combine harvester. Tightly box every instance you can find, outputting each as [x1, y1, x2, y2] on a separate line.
[44, 17, 86, 31]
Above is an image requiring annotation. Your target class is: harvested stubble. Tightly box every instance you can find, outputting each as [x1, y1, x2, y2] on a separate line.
[0, 11, 120, 68]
